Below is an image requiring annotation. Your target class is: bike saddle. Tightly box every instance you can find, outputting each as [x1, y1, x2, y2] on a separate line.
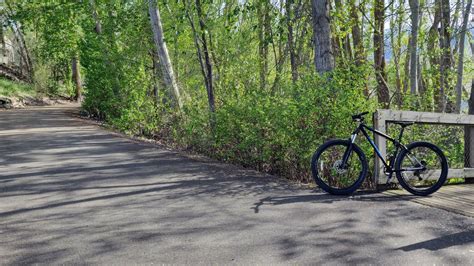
[392, 121, 415, 127]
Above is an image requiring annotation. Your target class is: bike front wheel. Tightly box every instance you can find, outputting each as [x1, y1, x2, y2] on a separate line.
[395, 142, 448, 196]
[311, 139, 368, 195]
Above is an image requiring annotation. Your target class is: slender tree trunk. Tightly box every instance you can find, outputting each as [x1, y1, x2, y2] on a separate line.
[3, 4, 33, 81]
[271, 43, 288, 94]
[311, 0, 334, 74]
[451, 0, 463, 56]
[151, 51, 162, 102]
[428, 3, 441, 110]
[408, 0, 419, 95]
[71, 56, 82, 101]
[294, 1, 309, 70]
[403, 36, 411, 95]
[455, 0, 472, 113]
[350, 0, 364, 65]
[0, 24, 5, 56]
[184, 1, 209, 103]
[334, 0, 352, 63]
[439, 0, 452, 112]
[148, 0, 182, 109]
[89, 0, 103, 34]
[195, 0, 215, 113]
[329, 2, 342, 63]
[417, 2, 425, 97]
[208, 31, 220, 86]
[373, 0, 390, 107]
[10, 23, 33, 81]
[286, 0, 298, 83]
[257, 1, 271, 90]
[270, 2, 287, 93]
[390, 0, 403, 106]
[355, 0, 370, 96]
[417, 56, 425, 96]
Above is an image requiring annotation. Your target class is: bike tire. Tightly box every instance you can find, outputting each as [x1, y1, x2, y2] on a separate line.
[395, 141, 448, 196]
[311, 139, 368, 195]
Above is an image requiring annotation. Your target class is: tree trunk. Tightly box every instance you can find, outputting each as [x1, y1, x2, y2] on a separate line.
[428, 3, 441, 111]
[403, 36, 411, 95]
[286, 0, 298, 83]
[148, 0, 183, 109]
[184, 0, 215, 114]
[294, 1, 309, 71]
[89, 0, 103, 34]
[416, 2, 425, 97]
[10, 23, 33, 82]
[183, 1, 209, 104]
[439, 0, 452, 112]
[390, 0, 403, 106]
[0, 24, 5, 57]
[3, 4, 33, 81]
[417, 57, 425, 96]
[373, 0, 390, 107]
[408, 0, 419, 95]
[311, 0, 334, 74]
[455, 0, 472, 113]
[195, 0, 215, 113]
[350, 0, 364, 65]
[334, 0, 352, 63]
[150, 50, 166, 103]
[451, 0, 463, 56]
[257, 1, 271, 90]
[71, 56, 82, 101]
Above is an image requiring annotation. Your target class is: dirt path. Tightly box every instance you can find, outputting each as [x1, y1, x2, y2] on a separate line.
[1, 105, 472, 264]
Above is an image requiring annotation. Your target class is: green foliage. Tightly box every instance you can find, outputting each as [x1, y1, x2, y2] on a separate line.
[173, 66, 375, 182]
[8, 0, 84, 97]
[32, 63, 74, 96]
[0, 78, 34, 97]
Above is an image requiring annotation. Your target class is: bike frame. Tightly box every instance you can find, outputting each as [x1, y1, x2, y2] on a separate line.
[341, 121, 423, 181]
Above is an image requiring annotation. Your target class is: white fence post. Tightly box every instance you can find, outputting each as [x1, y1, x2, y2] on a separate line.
[373, 110, 388, 186]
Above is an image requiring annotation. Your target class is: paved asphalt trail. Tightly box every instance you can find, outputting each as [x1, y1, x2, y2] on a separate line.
[1, 106, 473, 265]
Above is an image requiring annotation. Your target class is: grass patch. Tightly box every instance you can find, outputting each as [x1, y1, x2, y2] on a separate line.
[446, 178, 465, 185]
[0, 78, 35, 97]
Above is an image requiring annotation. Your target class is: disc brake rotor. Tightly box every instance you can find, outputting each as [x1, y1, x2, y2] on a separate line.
[333, 160, 347, 174]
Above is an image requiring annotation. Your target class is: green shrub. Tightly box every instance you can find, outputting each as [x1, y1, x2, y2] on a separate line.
[174, 66, 376, 182]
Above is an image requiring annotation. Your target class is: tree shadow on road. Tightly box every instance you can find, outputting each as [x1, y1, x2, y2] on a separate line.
[397, 230, 474, 251]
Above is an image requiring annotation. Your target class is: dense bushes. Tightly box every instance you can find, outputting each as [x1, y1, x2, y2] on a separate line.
[92, 66, 375, 183]
[181, 67, 374, 181]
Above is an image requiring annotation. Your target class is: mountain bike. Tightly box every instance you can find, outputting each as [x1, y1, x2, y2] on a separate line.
[311, 112, 448, 196]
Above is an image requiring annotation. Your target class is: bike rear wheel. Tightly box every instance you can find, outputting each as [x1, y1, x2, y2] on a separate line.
[395, 142, 448, 196]
[311, 140, 368, 195]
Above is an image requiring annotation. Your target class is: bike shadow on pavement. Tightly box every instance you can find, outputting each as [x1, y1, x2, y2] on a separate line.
[251, 191, 418, 213]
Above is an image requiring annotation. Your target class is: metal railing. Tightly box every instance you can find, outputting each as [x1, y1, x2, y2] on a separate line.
[373, 109, 474, 185]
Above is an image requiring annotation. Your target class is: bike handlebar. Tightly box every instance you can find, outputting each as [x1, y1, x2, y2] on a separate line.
[352, 111, 370, 121]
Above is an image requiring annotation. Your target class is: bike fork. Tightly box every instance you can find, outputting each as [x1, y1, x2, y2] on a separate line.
[342, 134, 357, 167]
